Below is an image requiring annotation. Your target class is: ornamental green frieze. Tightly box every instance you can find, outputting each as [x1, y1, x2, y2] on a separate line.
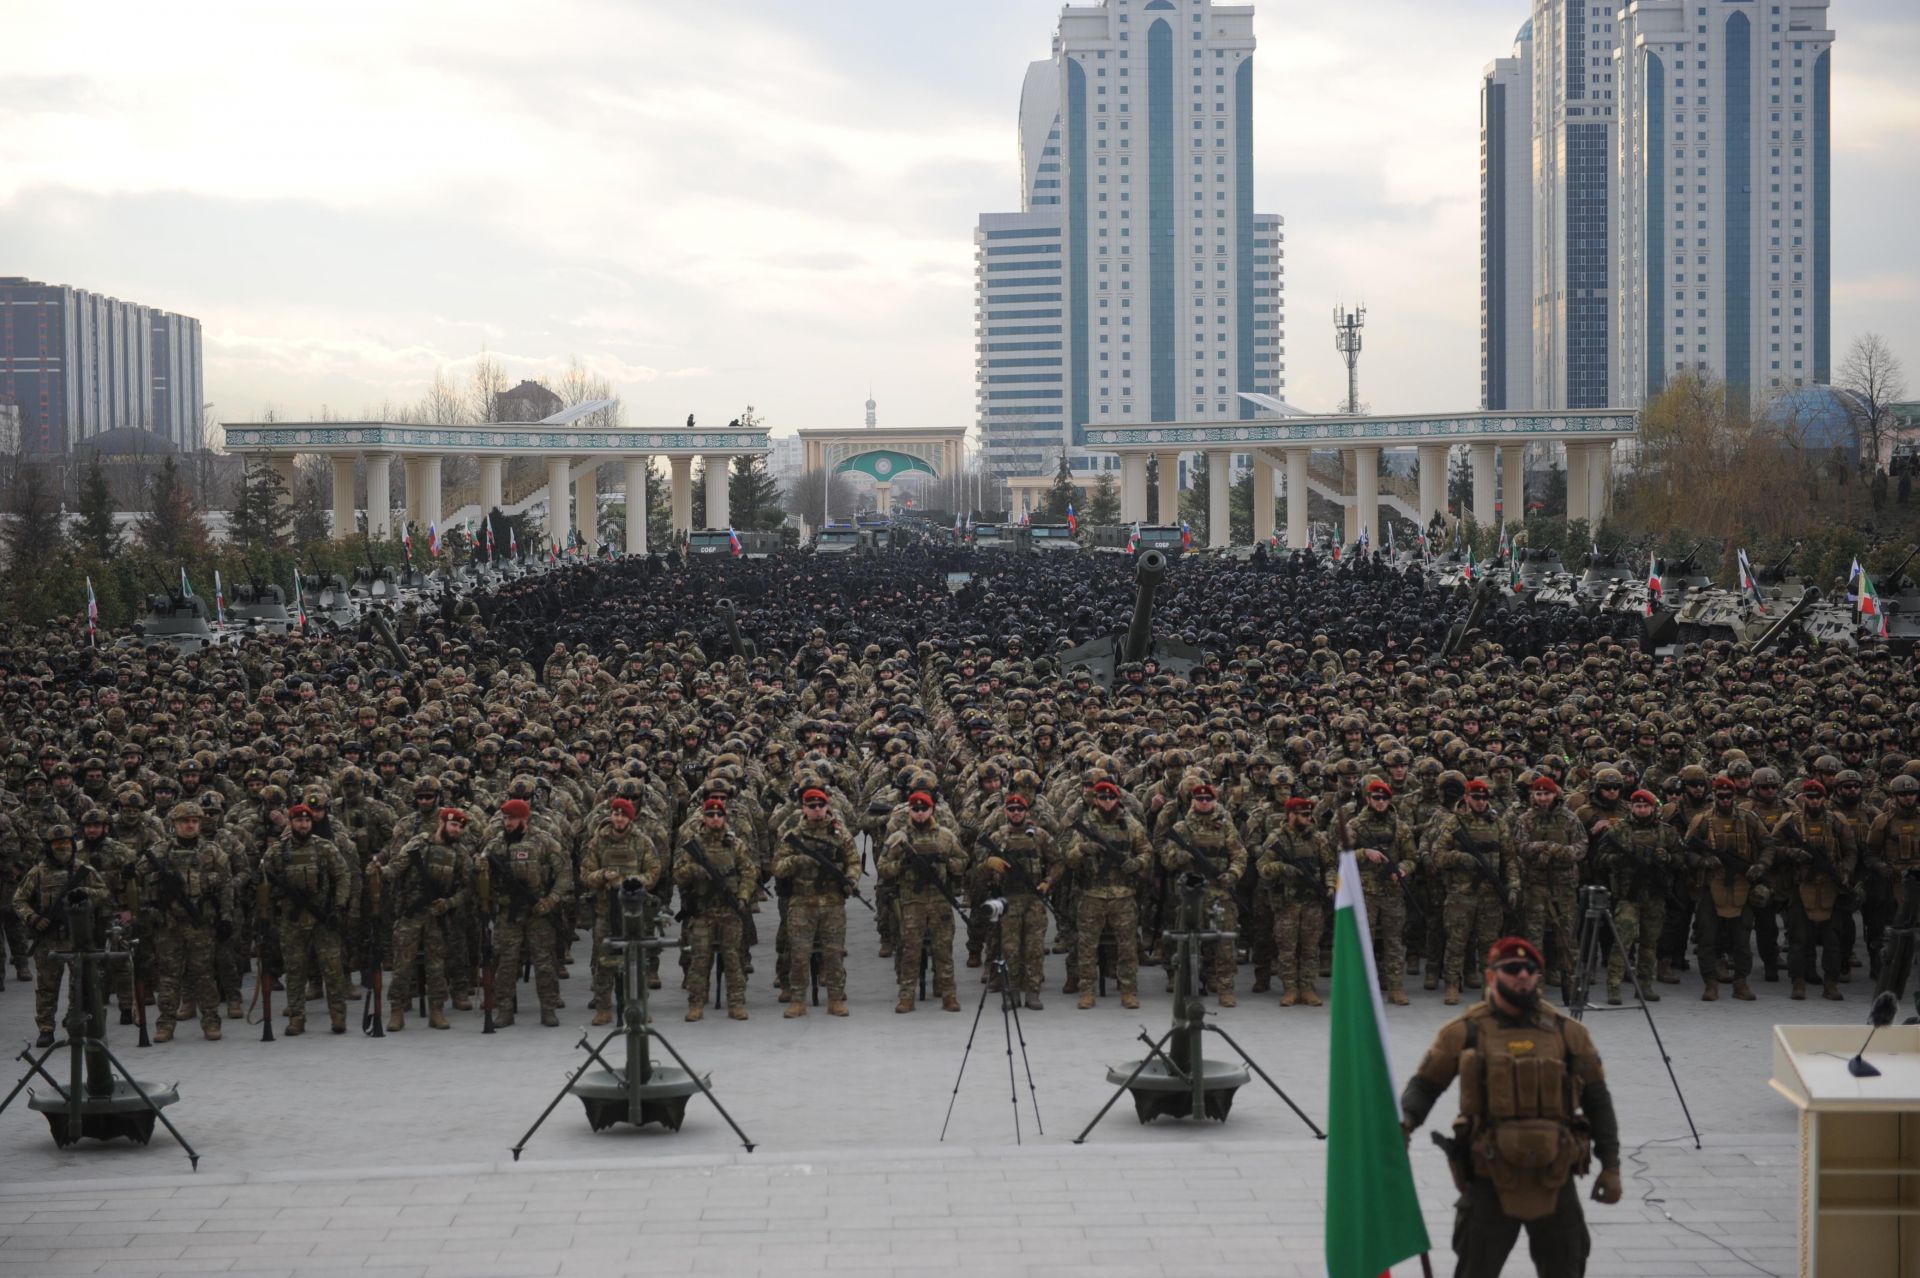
[1084, 411, 1638, 450]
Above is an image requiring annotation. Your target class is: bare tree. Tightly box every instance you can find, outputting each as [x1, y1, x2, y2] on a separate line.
[1839, 333, 1909, 472]
[420, 370, 466, 426]
[466, 351, 509, 424]
[553, 355, 624, 430]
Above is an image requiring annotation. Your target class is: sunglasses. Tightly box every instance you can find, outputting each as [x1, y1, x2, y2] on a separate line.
[1494, 959, 1541, 977]
[908, 803, 932, 812]
[801, 800, 827, 809]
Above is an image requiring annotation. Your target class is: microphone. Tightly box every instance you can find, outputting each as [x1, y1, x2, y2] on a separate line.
[1848, 990, 1899, 1079]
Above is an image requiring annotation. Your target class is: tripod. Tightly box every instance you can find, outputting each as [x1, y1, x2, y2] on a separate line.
[1566, 885, 1700, 1148]
[941, 906, 1042, 1144]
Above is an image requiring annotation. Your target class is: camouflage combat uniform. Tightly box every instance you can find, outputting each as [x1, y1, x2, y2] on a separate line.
[1256, 819, 1334, 1004]
[772, 814, 862, 1011]
[879, 818, 967, 1010]
[260, 826, 354, 1031]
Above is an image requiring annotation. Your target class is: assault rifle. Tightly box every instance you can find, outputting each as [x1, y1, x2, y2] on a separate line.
[975, 834, 1063, 923]
[677, 838, 757, 927]
[140, 850, 202, 926]
[1071, 820, 1131, 874]
[782, 830, 875, 912]
[1262, 833, 1329, 898]
[1165, 828, 1232, 883]
[1780, 821, 1846, 886]
[478, 860, 496, 1034]
[266, 861, 337, 932]
[1686, 834, 1752, 885]
[362, 861, 386, 1037]
[1449, 826, 1507, 896]
[254, 878, 274, 1042]
[893, 840, 968, 915]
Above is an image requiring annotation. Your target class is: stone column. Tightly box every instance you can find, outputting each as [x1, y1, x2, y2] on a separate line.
[331, 457, 357, 540]
[1470, 442, 1497, 527]
[269, 455, 299, 521]
[1353, 446, 1379, 549]
[1500, 444, 1525, 530]
[575, 463, 598, 553]
[1252, 458, 1275, 546]
[403, 457, 422, 533]
[1207, 451, 1230, 548]
[623, 456, 649, 556]
[546, 456, 571, 550]
[417, 456, 442, 538]
[1285, 448, 1309, 548]
[365, 453, 392, 538]
[705, 455, 730, 529]
[669, 456, 693, 535]
[1417, 444, 1450, 526]
[478, 456, 504, 518]
[1564, 443, 1591, 525]
[1155, 451, 1180, 526]
[1121, 453, 1148, 524]
[1588, 441, 1610, 524]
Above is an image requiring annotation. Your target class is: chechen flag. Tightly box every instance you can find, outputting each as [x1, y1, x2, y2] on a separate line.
[1645, 552, 1663, 617]
[1859, 565, 1888, 637]
[1326, 851, 1431, 1278]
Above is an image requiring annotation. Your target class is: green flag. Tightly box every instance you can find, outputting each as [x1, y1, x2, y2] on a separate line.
[1326, 850, 1431, 1278]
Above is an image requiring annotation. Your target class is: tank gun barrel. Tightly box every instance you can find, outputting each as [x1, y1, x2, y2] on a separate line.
[1749, 587, 1821, 653]
[1887, 544, 1920, 589]
[1123, 550, 1168, 664]
[717, 598, 758, 662]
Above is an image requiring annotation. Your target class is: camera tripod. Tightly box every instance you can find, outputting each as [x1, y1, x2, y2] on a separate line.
[941, 905, 1042, 1144]
[1566, 885, 1700, 1148]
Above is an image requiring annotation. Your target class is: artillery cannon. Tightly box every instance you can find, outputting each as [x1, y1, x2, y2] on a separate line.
[717, 598, 758, 662]
[1055, 549, 1206, 687]
[1439, 578, 1500, 660]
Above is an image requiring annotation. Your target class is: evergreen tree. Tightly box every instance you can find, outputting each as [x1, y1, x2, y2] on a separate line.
[2, 464, 69, 624]
[75, 452, 123, 560]
[290, 467, 330, 546]
[691, 458, 707, 530]
[229, 459, 291, 551]
[729, 453, 784, 530]
[1229, 467, 1253, 543]
[1182, 453, 1208, 542]
[1085, 472, 1121, 525]
[1044, 453, 1077, 519]
[1145, 456, 1161, 523]
[138, 455, 213, 563]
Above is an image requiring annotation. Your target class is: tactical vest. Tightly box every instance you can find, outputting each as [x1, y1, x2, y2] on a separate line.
[687, 834, 744, 915]
[144, 844, 216, 922]
[1455, 1008, 1592, 1222]
[1876, 811, 1920, 873]
[493, 833, 552, 892]
[895, 826, 955, 903]
[995, 824, 1049, 896]
[1604, 819, 1673, 900]
[1262, 827, 1328, 904]
[404, 840, 462, 915]
[273, 835, 335, 925]
[1692, 810, 1759, 917]
[1346, 811, 1407, 894]
[1076, 813, 1138, 894]
[1790, 815, 1847, 921]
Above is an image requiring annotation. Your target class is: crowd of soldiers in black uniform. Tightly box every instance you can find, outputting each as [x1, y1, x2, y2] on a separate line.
[6, 543, 1920, 1047]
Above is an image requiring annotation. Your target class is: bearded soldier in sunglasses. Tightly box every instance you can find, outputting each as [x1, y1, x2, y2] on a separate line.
[1400, 935, 1622, 1278]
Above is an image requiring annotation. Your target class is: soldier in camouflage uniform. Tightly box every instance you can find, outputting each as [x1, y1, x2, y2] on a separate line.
[879, 790, 966, 1013]
[74, 807, 137, 1018]
[1257, 795, 1334, 1007]
[1864, 775, 1920, 969]
[1684, 776, 1775, 1002]
[1065, 779, 1151, 1010]
[378, 806, 472, 1030]
[1432, 779, 1520, 1005]
[578, 796, 658, 1025]
[1346, 779, 1418, 1004]
[675, 795, 758, 1021]
[977, 791, 1059, 1010]
[260, 802, 354, 1034]
[1161, 783, 1248, 1007]
[480, 797, 572, 1027]
[12, 825, 111, 1047]
[1513, 775, 1588, 992]
[773, 786, 861, 1017]
[134, 804, 233, 1042]
[0, 808, 31, 984]
[1593, 789, 1679, 1003]
[1775, 780, 1856, 1001]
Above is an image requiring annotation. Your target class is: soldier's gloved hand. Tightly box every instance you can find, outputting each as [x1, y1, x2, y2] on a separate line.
[533, 899, 553, 915]
[1219, 873, 1237, 890]
[429, 899, 451, 916]
[1591, 1166, 1623, 1204]
[33, 915, 52, 933]
[1747, 863, 1768, 883]
[984, 856, 1010, 877]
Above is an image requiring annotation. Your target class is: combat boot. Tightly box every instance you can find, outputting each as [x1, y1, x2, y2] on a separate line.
[1701, 980, 1719, 1002]
[1061, 976, 1080, 994]
[1763, 961, 1780, 983]
[878, 941, 894, 959]
[1732, 979, 1756, 1001]
[388, 1006, 405, 1031]
[33, 1030, 54, 1049]
[227, 997, 244, 1020]
[1605, 984, 1621, 1006]
[685, 1005, 704, 1022]
[1640, 981, 1660, 1002]
[1077, 991, 1096, 1010]
[1424, 972, 1440, 991]
[1279, 990, 1298, 1008]
[895, 996, 914, 1014]
[493, 1011, 514, 1028]
[153, 1024, 174, 1044]
[1386, 989, 1410, 1006]
[1251, 972, 1272, 994]
[1657, 960, 1680, 985]
[451, 994, 473, 1011]
[540, 1008, 559, 1026]
[285, 1016, 305, 1036]
[1791, 980, 1807, 1000]
[1120, 990, 1140, 1010]
[966, 947, 982, 969]
[331, 1011, 346, 1034]
[1823, 980, 1844, 1001]
[1218, 991, 1238, 1008]
[1443, 984, 1461, 1006]
[941, 994, 961, 1012]
[1023, 994, 1043, 1010]
[828, 998, 848, 1016]
[1299, 987, 1322, 1007]
[728, 1007, 748, 1021]
[785, 1000, 807, 1018]
[429, 1003, 451, 1029]
[203, 1022, 221, 1041]
[592, 1008, 613, 1026]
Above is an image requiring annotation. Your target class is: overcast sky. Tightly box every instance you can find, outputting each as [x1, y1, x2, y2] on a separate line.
[3, 0, 1914, 439]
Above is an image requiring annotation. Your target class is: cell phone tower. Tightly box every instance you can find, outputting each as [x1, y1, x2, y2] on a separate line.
[1333, 304, 1366, 415]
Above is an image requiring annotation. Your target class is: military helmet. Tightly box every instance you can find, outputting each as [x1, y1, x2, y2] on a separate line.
[168, 802, 204, 823]
[1593, 767, 1625, 789]
[1891, 775, 1920, 797]
[80, 807, 109, 827]
[1678, 764, 1710, 785]
[45, 823, 75, 848]
[1751, 766, 1782, 788]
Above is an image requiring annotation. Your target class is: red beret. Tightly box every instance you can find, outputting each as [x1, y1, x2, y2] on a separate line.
[1531, 775, 1560, 794]
[1486, 935, 1544, 967]
[800, 787, 829, 804]
[1629, 789, 1658, 805]
[609, 798, 635, 818]
[702, 796, 728, 813]
[908, 790, 935, 808]
[1712, 775, 1736, 791]
[287, 803, 314, 818]
[1004, 793, 1029, 809]
[501, 799, 532, 819]
[1284, 796, 1316, 812]
[1800, 779, 1827, 796]
[1092, 780, 1122, 797]
[1190, 784, 1217, 800]
[1466, 778, 1491, 794]
[1366, 779, 1392, 796]
[440, 807, 468, 822]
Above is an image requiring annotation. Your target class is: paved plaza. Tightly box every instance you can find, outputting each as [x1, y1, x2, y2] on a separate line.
[0, 899, 1863, 1276]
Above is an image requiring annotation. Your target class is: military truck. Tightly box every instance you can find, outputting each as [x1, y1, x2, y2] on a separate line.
[1025, 521, 1081, 553]
[812, 524, 862, 556]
